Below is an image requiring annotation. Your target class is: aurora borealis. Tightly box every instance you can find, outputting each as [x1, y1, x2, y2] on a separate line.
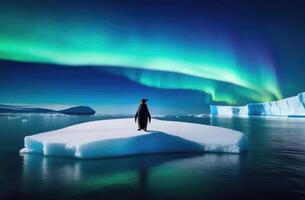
[1, 0, 305, 114]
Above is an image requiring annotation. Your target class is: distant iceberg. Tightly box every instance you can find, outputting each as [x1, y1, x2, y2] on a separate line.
[210, 92, 305, 117]
[0, 104, 95, 115]
[20, 118, 248, 159]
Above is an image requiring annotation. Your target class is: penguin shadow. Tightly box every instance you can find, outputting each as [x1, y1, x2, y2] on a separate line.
[138, 129, 169, 134]
[129, 130, 204, 153]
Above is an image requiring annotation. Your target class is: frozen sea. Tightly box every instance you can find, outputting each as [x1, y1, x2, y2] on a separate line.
[0, 114, 305, 200]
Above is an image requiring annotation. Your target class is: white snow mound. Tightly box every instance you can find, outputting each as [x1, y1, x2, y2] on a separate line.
[20, 118, 248, 159]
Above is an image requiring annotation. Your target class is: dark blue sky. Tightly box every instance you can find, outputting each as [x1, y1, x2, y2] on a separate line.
[0, 61, 210, 114]
[0, 0, 305, 114]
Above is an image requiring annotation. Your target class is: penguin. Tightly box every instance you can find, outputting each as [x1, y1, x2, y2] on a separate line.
[135, 99, 151, 131]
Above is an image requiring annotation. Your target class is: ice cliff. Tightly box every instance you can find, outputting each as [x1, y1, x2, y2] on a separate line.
[210, 92, 305, 117]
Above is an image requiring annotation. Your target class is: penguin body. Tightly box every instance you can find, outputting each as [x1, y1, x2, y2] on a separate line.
[135, 101, 151, 130]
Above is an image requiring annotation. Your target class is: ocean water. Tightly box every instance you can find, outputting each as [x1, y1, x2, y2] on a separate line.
[0, 114, 305, 200]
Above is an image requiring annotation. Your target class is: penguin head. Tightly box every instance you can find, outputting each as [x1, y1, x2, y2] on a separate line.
[140, 98, 148, 103]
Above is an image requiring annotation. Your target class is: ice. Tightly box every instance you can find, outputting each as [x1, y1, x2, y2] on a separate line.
[210, 106, 248, 117]
[210, 92, 305, 117]
[0, 104, 95, 115]
[19, 118, 248, 159]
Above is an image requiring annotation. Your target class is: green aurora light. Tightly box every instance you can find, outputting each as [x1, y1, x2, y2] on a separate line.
[0, 4, 282, 104]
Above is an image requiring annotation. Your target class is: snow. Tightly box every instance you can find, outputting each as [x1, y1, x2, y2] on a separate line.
[0, 104, 95, 115]
[19, 118, 248, 159]
[210, 92, 305, 117]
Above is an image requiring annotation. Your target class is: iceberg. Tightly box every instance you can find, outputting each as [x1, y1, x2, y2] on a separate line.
[20, 118, 248, 159]
[210, 105, 248, 117]
[0, 104, 96, 115]
[210, 92, 305, 117]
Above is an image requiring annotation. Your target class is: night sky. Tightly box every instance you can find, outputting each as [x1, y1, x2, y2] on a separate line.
[0, 0, 305, 114]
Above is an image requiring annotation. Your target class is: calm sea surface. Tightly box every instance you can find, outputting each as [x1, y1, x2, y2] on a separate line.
[0, 114, 305, 200]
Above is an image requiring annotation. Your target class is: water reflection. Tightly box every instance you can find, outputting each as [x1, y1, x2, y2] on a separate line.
[21, 153, 243, 199]
[21, 154, 197, 185]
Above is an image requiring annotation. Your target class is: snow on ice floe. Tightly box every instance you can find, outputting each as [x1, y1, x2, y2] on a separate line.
[210, 92, 305, 117]
[19, 118, 248, 159]
[0, 104, 95, 115]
